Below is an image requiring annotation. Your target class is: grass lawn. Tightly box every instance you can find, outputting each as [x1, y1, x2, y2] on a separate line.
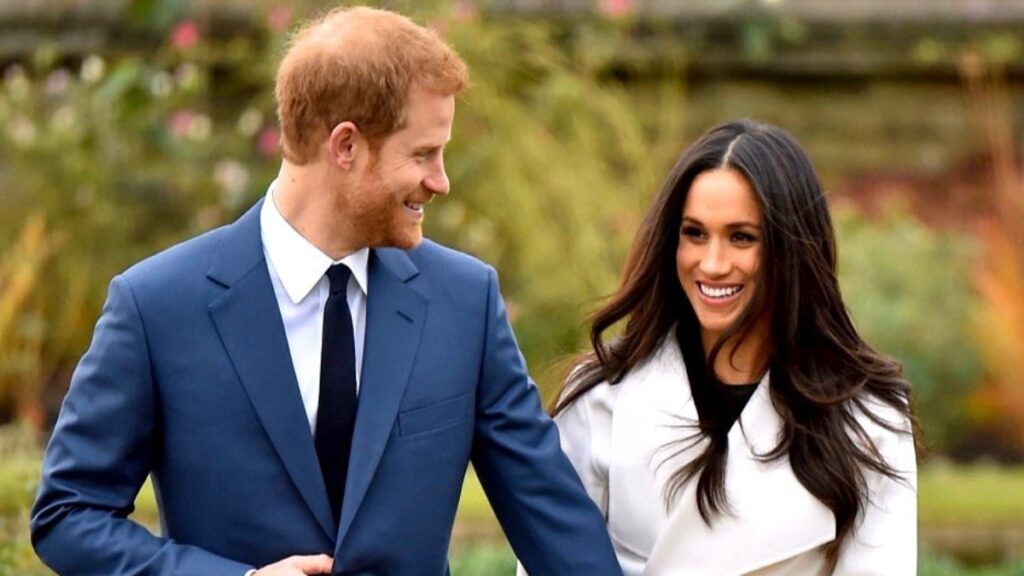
[918, 463, 1024, 525]
[456, 463, 1024, 574]
[2, 420, 1021, 575]
[461, 462, 1024, 527]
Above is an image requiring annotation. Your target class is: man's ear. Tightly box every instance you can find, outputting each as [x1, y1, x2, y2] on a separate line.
[328, 121, 361, 170]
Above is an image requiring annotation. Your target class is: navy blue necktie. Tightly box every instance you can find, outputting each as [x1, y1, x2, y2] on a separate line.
[315, 264, 358, 525]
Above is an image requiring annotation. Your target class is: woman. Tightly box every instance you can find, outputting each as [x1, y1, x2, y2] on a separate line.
[549, 120, 917, 575]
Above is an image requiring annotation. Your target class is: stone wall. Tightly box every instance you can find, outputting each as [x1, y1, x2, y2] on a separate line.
[2, 0, 1022, 186]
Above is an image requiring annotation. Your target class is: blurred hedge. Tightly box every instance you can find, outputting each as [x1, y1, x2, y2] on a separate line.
[835, 203, 982, 453]
[0, 0, 1002, 457]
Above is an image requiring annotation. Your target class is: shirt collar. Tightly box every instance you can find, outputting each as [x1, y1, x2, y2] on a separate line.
[260, 182, 370, 304]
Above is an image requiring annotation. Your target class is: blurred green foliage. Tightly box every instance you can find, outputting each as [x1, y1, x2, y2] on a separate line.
[448, 546, 517, 575]
[918, 551, 1024, 576]
[835, 204, 982, 453]
[0, 0, 689, 419]
[430, 14, 687, 397]
[0, 28, 282, 424]
[0, 1, 1019, 573]
[0, 1, 1000, 456]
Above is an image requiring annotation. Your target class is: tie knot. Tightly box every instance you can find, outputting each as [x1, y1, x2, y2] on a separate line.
[326, 264, 351, 296]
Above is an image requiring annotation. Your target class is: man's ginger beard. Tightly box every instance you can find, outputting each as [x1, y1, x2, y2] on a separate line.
[334, 148, 422, 250]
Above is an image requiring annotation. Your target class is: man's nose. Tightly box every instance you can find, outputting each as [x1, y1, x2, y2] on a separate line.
[424, 158, 450, 196]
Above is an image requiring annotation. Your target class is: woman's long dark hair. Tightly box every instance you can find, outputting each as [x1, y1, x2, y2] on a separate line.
[555, 119, 917, 565]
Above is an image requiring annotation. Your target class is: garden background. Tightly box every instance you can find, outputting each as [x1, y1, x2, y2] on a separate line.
[0, 0, 1022, 573]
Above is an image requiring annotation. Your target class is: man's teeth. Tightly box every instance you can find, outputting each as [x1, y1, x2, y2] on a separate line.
[404, 202, 423, 211]
[699, 283, 741, 298]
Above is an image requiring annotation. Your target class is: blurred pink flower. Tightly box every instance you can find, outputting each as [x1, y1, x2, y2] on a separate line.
[196, 206, 224, 230]
[454, 0, 478, 22]
[267, 5, 292, 32]
[170, 21, 200, 50]
[505, 299, 520, 323]
[600, 0, 632, 17]
[45, 69, 72, 95]
[258, 127, 281, 157]
[169, 109, 196, 138]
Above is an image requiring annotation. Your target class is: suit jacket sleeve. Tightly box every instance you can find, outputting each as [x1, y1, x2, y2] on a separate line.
[30, 275, 253, 576]
[833, 403, 918, 575]
[469, 267, 622, 576]
[516, 381, 616, 576]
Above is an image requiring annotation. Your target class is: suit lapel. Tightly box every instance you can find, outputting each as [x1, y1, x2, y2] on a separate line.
[336, 248, 426, 545]
[643, 355, 835, 575]
[206, 200, 335, 540]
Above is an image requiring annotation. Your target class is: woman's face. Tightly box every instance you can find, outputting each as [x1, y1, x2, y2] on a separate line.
[676, 168, 765, 349]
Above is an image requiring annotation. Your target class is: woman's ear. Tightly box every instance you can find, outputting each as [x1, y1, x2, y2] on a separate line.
[328, 121, 361, 170]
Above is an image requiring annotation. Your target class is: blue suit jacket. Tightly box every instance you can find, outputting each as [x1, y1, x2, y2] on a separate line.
[31, 200, 621, 576]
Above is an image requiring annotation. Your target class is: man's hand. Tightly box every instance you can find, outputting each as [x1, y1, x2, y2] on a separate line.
[254, 554, 334, 575]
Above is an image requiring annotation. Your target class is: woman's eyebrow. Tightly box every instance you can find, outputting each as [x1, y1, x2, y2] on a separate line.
[682, 216, 761, 229]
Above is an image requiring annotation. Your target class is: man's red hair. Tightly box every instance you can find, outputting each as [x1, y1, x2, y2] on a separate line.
[275, 6, 468, 164]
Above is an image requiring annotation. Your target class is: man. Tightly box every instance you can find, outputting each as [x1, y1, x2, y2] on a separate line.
[30, 7, 622, 576]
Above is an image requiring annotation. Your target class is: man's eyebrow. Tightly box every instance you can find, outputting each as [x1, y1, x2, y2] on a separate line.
[415, 141, 448, 151]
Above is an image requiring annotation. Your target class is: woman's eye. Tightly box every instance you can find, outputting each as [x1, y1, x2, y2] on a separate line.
[732, 232, 757, 243]
[681, 226, 704, 239]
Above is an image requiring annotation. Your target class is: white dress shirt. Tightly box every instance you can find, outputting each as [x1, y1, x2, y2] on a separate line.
[260, 185, 369, 435]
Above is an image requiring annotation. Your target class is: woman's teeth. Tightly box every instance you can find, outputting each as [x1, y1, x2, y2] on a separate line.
[699, 283, 741, 298]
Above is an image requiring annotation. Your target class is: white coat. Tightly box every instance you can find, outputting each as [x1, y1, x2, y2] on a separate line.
[538, 337, 917, 576]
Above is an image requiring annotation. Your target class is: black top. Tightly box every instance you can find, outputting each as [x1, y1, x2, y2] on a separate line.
[713, 380, 759, 431]
[677, 323, 761, 434]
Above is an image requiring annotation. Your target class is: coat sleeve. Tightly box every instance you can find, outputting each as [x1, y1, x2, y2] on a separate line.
[30, 275, 253, 576]
[833, 402, 918, 575]
[469, 267, 622, 576]
[553, 379, 613, 519]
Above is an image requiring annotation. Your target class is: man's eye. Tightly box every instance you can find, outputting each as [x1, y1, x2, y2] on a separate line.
[418, 147, 443, 158]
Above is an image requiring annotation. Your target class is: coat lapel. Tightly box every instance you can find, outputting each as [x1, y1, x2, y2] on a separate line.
[643, 348, 835, 575]
[336, 247, 426, 545]
[206, 200, 336, 540]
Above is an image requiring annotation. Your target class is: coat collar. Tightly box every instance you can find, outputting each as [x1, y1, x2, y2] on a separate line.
[613, 338, 836, 575]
